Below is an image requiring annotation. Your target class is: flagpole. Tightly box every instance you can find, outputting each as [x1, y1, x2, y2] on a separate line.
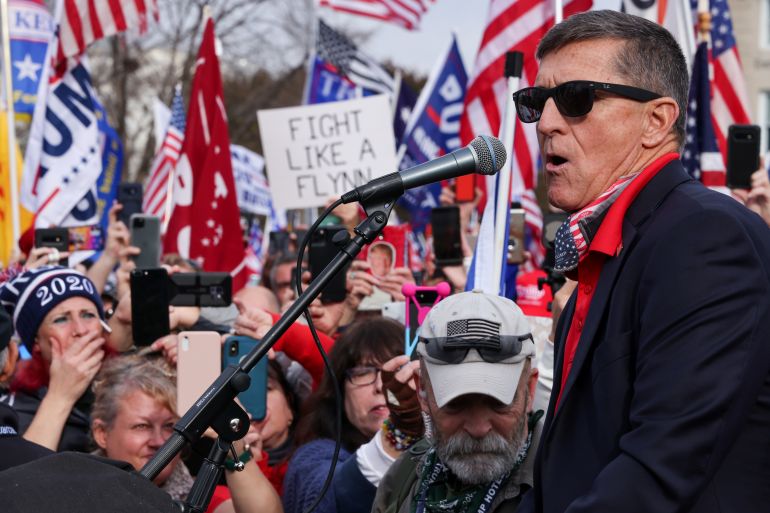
[1, 0, 21, 248]
[697, 0, 711, 42]
[678, 0, 698, 72]
[22, 0, 63, 228]
[554, 0, 563, 24]
[491, 51, 523, 294]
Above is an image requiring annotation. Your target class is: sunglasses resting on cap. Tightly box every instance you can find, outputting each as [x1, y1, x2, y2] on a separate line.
[511, 80, 662, 123]
[419, 334, 534, 364]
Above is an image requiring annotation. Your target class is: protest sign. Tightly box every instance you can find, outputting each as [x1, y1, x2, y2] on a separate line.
[257, 95, 396, 210]
[231, 144, 272, 217]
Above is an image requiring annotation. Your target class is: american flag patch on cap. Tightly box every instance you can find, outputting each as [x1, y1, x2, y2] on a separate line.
[446, 318, 500, 339]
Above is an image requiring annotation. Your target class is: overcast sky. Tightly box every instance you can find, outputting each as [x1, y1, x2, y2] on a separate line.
[318, 0, 620, 78]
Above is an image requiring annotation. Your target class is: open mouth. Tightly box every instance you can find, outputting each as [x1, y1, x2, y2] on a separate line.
[548, 154, 568, 166]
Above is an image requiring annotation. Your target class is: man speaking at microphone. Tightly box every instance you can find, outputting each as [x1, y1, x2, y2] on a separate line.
[513, 10, 770, 513]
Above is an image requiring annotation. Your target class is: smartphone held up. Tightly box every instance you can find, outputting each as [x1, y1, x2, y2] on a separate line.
[727, 124, 761, 190]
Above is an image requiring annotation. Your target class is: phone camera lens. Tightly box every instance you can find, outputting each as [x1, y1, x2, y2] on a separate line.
[229, 343, 238, 355]
[134, 218, 145, 228]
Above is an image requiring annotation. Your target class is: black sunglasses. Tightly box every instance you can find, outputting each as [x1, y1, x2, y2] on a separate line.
[511, 80, 662, 123]
[419, 334, 534, 364]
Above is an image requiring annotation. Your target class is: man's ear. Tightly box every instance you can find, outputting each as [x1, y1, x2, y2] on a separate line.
[0, 342, 19, 383]
[641, 97, 679, 149]
[527, 367, 539, 413]
[92, 420, 109, 450]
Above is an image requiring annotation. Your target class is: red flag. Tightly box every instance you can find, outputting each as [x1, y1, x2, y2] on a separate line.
[164, 19, 246, 288]
[458, 0, 592, 267]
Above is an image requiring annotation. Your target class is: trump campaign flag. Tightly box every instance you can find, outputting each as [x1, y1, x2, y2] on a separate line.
[305, 19, 395, 105]
[21, 59, 121, 228]
[397, 36, 467, 235]
[8, 0, 54, 117]
[164, 19, 246, 285]
[304, 55, 362, 104]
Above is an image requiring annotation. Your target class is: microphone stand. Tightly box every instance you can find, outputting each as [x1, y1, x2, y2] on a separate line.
[140, 195, 397, 512]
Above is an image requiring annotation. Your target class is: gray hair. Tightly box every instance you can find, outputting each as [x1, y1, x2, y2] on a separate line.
[536, 10, 689, 144]
[91, 355, 177, 429]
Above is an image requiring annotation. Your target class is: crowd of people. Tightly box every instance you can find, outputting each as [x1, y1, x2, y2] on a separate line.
[1, 10, 770, 513]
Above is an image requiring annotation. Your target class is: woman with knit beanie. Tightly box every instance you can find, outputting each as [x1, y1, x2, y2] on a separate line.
[0, 265, 108, 451]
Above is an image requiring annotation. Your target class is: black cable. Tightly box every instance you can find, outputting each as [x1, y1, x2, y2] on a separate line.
[295, 199, 345, 513]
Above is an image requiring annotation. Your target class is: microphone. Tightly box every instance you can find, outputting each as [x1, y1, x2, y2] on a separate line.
[341, 135, 506, 205]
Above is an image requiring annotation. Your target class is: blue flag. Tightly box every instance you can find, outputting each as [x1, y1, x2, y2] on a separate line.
[94, 101, 123, 231]
[9, 0, 54, 116]
[393, 80, 418, 147]
[397, 36, 468, 236]
[304, 55, 363, 104]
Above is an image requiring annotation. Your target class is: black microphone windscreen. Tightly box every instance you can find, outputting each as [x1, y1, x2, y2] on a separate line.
[470, 135, 507, 175]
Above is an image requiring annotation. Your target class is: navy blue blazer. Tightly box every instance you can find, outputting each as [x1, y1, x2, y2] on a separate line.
[520, 160, 770, 513]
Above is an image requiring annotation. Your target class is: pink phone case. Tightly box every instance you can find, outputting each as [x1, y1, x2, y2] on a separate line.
[176, 331, 222, 414]
[402, 282, 452, 355]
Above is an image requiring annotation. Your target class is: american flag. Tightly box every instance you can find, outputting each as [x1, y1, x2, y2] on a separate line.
[446, 318, 500, 340]
[681, 41, 726, 186]
[316, 19, 395, 95]
[56, 0, 159, 65]
[692, 0, 751, 172]
[458, 0, 592, 269]
[318, 0, 435, 30]
[143, 86, 186, 223]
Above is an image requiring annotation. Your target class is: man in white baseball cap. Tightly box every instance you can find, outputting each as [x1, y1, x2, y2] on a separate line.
[372, 290, 543, 513]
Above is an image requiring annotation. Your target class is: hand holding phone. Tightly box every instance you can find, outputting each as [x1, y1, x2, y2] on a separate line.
[309, 225, 348, 303]
[402, 282, 452, 355]
[117, 183, 143, 227]
[169, 272, 232, 307]
[35, 228, 69, 267]
[68, 225, 105, 252]
[177, 331, 222, 413]
[130, 214, 161, 269]
[222, 336, 268, 421]
[130, 268, 170, 347]
[431, 206, 463, 267]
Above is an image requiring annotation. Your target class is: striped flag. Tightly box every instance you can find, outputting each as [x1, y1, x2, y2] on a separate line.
[458, 0, 592, 269]
[316, 19, 395, 95]
[318, 0, 435, 30]
[691, 0, 751, 172]
[56, 0, 159, 65]
[446, 318, 501, 340]
[143, 87, 186, 225]
[681, 41, 726, 188]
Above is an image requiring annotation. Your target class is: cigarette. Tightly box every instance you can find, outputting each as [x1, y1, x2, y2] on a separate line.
[100, 319, 113, 334]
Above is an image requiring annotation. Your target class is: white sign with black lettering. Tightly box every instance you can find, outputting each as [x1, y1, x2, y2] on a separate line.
[257, 95, 396, 210]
